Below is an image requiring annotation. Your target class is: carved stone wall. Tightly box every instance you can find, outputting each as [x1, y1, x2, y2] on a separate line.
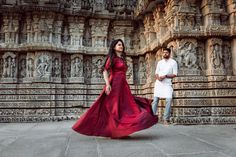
[0, 0, 235, 124]
[135, 0, 236, 124]
[0, 0, 141, 122]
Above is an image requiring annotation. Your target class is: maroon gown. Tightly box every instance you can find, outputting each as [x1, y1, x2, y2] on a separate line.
[72, 56, 158, 138]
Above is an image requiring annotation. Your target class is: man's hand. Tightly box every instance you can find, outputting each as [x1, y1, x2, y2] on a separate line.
[159, 75, 166, 81]
[156, 75, 166, 81]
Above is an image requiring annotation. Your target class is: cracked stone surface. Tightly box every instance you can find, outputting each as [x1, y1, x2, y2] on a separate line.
[0, 121, 236, 157]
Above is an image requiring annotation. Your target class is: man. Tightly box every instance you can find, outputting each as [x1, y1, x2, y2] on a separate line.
[152, 48, 178, 125]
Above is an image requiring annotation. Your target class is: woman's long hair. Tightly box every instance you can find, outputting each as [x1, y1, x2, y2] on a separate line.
[102, 39, 126, 71]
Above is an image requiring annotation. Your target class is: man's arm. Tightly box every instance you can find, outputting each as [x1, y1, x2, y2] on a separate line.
[155, 74, 165, 81]
[166, 61, 178, 79]
[165, 74, 177, 79]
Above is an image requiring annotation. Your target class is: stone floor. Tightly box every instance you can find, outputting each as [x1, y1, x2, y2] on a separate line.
[0, 121, 236, 157]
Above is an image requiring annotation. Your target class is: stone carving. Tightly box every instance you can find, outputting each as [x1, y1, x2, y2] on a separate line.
[143, 14, 156, 44]
[83, 23, 92, 47]
[178, 42, 198, 69]
[81, 0, 91, 10]
[2, 52, 17, 78]
[36, 55, 51, 77]
[26, 13, 33, 43]
[0, 58, 3, 77]
[210, 44, 223, 69]
[133, 62, 139, 84]
[68, 17, 84, 48]
[53, 15, 63, 46]
[19, 59, 26, 78]
[39, 15, 50, 43]
[222, 43, 232, 70]
[62, 57, 71, 78]
[139, 58, 146, 80]
[52, 58, 61, 77]
[71, 57, 83, 77]
[145, 53, 155, 83]
[126, 57, 133, 80]
[27, 58, 34, 77]
[0, 1, 234, 124]
[93, 0, 106, 12]
[196, 43, 206, 71]
[92, 57, 104, 78]
[62, 24, 70, 46]
[84, 57, 92, 80]
[32, 14, 40, 43]
[90, 19, 109, 47]
[20, 18, 27, 44]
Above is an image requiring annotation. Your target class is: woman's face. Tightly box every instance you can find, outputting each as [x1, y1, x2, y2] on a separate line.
[114, 41, 124, 53]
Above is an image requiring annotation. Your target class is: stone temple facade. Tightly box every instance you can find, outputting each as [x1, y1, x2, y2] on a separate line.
[0, 0, 235, 124]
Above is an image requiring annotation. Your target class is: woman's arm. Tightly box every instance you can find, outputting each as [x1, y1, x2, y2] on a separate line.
[103, 70, 111, 95]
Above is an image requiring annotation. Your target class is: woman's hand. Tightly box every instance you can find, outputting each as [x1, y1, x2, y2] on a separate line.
[105, 84, 111, 95]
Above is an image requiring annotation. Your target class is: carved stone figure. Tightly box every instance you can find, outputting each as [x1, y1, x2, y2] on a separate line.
[178, 42, 198, 69]
[92, 58, 103, 78]
[211, 44, 223, 69]
[139, 61, 146, 79]
[126, 63, 132, 79]
[37, 55, 50, 77]
[27, 58, 34, 77]
[222, 44, 232, 70]
[0, 58, 3, 76]
[52, 58, 61, 77]
[2, 53, 17, 78]
[71, 57, 82, 77]
[19, 59, 26, 78]
[84, 59, 92, 79]
[62, 59, 71, 78]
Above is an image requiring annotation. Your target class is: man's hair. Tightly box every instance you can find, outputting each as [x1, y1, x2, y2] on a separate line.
[163, 48, 171, 54]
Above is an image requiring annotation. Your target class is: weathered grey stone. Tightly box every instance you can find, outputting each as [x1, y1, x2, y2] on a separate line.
[0, 0, 235, 124]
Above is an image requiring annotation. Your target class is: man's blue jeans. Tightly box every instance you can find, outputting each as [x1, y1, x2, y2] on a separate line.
[152, 97, 172, 120]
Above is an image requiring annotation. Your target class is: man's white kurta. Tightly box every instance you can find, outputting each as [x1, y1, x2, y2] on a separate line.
[154, 58, 178, 98]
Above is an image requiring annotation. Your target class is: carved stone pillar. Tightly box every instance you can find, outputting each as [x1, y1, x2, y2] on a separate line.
[143, 14, 156, 45]
[202, 0, 228, 33]
[138, 57, 147, 84]
[139, 26, 146, 50]
[145, 52, 156, 84]
[91, 56, 105, 84]
[68, 16, 85, 48]
[206, 38, 226, 75]
[26, 13, 33, 43]
[126, 57, 134, 84]
[25, 53, 35, 82]
[39, 12, 55, 44]
[228, 0, 236, 36]
[53, 14, 64, 46]
[2, 13, 20, 44]
[232, 39, 236, 75]
[93, 0, 106, 13]
[18, 54, 27, 80]
[111, 21, 133, 50]
[51, 54, 62, 83]
[32, 13, 40, 43]
[153, 5, 166, 40]
[90, 19, 109, 48]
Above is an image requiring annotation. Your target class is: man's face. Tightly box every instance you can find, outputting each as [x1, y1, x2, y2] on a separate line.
[163, 50, 170, 59]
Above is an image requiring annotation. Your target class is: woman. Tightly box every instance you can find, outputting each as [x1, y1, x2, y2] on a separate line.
[72, 39, 158, 138]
